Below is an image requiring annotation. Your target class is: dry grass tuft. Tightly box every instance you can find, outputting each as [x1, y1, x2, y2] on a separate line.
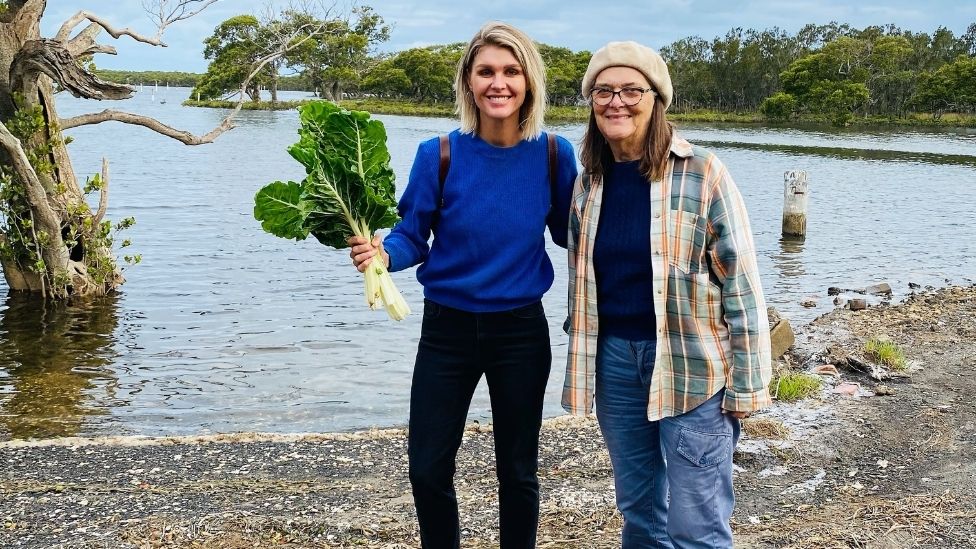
[742, 417, 790, 440]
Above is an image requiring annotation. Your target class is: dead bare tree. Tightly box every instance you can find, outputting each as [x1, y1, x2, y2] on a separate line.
[0, 0, 333, 299]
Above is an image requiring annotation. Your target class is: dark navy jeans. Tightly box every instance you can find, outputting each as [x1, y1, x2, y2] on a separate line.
[408, 299, 551, 549]
[595, 334, 740, 548]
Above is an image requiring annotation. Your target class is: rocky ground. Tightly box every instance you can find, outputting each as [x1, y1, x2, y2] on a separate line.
[2, 285, 975, 548]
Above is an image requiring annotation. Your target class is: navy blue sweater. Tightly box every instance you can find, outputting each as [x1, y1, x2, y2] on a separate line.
[593, 160, 657, 340]
[383, 130, 578, 312]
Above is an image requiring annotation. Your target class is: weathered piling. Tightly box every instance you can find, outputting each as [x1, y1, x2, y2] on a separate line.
[782, 171, 809, 238]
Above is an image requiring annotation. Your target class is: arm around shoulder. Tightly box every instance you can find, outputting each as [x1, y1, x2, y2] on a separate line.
[547, 135, 579, 249]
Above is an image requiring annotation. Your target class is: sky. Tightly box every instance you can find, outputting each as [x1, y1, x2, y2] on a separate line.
[41, 0, 976, 73]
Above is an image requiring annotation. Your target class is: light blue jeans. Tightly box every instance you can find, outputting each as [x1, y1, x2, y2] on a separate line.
[595, 334, 740, 549]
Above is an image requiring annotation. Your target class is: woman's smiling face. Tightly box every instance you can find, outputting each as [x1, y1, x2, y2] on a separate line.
[592, 66, 655, 158]
[468, 45, 527, 128]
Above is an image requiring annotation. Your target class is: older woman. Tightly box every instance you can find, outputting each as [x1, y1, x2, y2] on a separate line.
[562, 41, 772, 548]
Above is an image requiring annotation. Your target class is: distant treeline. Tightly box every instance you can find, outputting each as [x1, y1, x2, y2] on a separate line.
[94, 70, 308, 91]
[101, 18, 976, 125]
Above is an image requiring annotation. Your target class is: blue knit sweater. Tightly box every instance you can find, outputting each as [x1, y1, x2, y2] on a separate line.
[383, 129, 578, 312]
[593, 160, 656, 340]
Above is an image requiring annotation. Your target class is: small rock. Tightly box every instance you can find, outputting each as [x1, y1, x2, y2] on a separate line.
[769, 318, 795, 359]
[812, 364, 839, 376]
[874, 384, 895, 396]
[833, 296, 846, 307]
[801, 298, 817, 308]
[863, 282, 892, 296]
[827, 286, 842, 296]
[834, 382, 860, 396]
[908, 282, 921, 289]
[849, 298, 867, 311]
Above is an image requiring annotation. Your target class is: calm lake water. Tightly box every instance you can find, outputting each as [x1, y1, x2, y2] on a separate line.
[1, 88, 974, 439]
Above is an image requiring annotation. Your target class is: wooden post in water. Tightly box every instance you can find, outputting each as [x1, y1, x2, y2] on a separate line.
[782, 171, 809, 238]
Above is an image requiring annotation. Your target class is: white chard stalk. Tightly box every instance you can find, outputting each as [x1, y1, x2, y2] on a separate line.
[362, 236, 410, 321]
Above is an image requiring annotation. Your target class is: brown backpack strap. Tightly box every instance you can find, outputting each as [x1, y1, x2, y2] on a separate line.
[547, 133, 557, 187]
[431, 134, 450, 234]
[438, 134, 450, 203]
[547, 133, 559, 210]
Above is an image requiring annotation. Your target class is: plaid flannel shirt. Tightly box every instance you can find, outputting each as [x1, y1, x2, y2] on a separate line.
[562, 133, 772, 421]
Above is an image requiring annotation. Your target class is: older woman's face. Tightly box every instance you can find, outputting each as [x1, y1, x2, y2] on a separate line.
[592, 66, 654, 155]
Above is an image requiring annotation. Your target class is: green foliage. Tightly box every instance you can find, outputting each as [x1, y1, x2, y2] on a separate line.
[912, 55, 976, 116]
[865, 338, 907, 370]
[362, 44, 460, 101]
[760, 92, 798, 120]
[772, 371, 823, 402]
[192, 15, 264, 101]
[253, 101, 399, 248]
[0, 95, 67, 286]
[539, 44, 590, 105]
[288, 6, 390, 100]
[183, 98, 311, 110]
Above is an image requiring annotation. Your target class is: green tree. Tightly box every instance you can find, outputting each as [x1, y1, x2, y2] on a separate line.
[0, 1, 335, 299]
[360, 58, 411, 97]
[913, 55, 976, 116]
[192, 15, 265, 101]
[367, 45, 461, 102]
[538, 44, 589, 105]
[759, 92, 798, 120]
[287, 6, 390, 100]
[661, 36, 715, 110]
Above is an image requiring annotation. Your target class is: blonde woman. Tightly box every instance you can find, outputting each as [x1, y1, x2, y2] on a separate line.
[349, 22, 577, 548]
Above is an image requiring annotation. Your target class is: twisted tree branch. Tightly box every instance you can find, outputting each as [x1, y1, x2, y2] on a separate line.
[60, 109, 235, 145]
[56, 11, 166, 46]
[11, 39, 133, 100]
[0, 121, 69, 270]
[66, 23, 106, 57]
[59, 13, 333, 145]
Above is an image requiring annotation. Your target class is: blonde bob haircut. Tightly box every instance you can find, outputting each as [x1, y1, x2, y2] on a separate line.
[454, 21, 548, 140]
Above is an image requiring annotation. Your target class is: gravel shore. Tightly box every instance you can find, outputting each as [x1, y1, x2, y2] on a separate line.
[3, 286, 975, 548]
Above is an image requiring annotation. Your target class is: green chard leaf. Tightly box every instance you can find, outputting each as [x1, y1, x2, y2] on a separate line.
[254, 101, 400, 249]
[253, 181, 311, 240]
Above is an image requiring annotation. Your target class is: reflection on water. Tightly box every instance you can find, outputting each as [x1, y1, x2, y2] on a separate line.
[0, 295, 120, 438]
[0, 89, 974, 438]
[773, 237, 807, 279]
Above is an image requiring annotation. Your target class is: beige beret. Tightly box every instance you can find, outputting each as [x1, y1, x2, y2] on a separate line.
[581, 41, 673, 110]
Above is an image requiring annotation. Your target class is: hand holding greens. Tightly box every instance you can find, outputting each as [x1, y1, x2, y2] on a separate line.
[254, 101, 410, 320]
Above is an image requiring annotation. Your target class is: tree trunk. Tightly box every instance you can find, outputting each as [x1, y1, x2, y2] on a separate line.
[0, 1, 123, 298]
[247, 81, 260, 102]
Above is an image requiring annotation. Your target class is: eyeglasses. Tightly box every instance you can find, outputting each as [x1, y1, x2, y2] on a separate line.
[589, 87, 655, 106]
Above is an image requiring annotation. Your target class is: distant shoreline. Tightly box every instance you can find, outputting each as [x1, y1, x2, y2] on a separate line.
[181, 97, 976, 128]
[175, 98, 976, 129]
